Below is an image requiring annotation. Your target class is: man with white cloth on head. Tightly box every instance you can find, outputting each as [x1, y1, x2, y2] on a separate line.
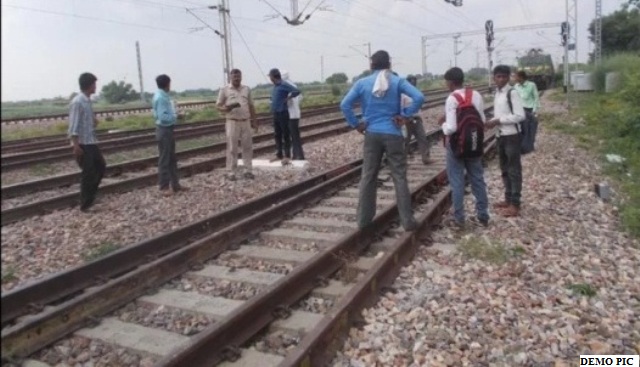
[340, 50, 424, 232]
[282, 71, 305, 160]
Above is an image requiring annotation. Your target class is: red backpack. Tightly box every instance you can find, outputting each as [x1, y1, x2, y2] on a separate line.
[449, 88, 484, 159]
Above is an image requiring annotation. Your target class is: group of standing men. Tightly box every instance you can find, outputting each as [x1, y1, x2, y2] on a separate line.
[339, 49, 539, 232]
[67, 68, 305, 210]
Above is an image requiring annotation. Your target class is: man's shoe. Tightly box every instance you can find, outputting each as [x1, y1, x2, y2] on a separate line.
[173, 185, 189, 193]
[269, 156, 282, 163]
[493, 201, 511, 209]
[500, 205, 520, 217]
[470, 216, 489, 227]
[160, 189, 173, 197]
[80, 202, 95, 213]
[443, 217, 465, 230]
[281, 158, 291, 166]
[243, 172, 255, 180]
[226, 173, 237, 181]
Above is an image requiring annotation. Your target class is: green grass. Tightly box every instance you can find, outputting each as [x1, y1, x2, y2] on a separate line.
[1, 265, 17, 283]
[546, 54, 640, 239]
[567, 283, 597, 297]
[458, 235, 510, 264]
[82, 242, 119, 262]
[457, 235, 528, 264]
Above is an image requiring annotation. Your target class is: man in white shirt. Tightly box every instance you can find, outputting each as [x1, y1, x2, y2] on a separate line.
[486, 65, 526, 217]
[282, 71, 305, 160]
[438, 67, 489, 228]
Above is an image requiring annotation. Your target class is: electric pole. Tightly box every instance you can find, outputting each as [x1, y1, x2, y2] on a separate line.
[453, 34, 461, 66]
[485, 20, 494, 88]
[320, 55, 324, 82]
[135, 41, 145, 102]
[421, 36, 427, 76]
[188, 4, 233, 85]
[594, 0, 603, 65]
[218, 0, 233, 83]
[563, 0, 571, 109]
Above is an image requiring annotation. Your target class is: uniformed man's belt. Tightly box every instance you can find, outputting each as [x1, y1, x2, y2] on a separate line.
[227, 117, 249, 121]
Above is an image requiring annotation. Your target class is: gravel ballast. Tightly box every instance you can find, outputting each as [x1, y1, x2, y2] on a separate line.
[331, 93, 640, 366]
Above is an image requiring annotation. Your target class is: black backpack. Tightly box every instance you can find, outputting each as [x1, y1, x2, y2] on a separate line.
[449, 88, 485, 158]
[506, 88, 536, 155]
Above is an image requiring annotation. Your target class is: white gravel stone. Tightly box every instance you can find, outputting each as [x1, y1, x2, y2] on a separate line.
[331, 93, 640, 366]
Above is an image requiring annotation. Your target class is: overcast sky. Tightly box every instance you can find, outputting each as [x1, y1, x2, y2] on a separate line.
[1, 0, 627, 102]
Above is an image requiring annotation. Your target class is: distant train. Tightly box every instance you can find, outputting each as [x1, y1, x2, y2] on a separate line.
[516, 49, 555, 91]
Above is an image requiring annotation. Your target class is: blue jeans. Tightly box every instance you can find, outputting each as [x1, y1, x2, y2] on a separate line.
[445, 145, 489, 223]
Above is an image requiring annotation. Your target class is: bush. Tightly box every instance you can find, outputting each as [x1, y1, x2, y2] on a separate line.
[330, 85, 341, 97]
[589, 53, 640, 93]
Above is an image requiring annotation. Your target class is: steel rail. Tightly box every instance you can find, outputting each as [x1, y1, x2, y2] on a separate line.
[0, 103, 338, 152]
[0, 115, 350, 200]
[0, 120, 353, 226]
[0, 94, 460, 219]
[1, 85, 479, 151]
[0, 90, 336, 126]
[1, 89, 491, 198]
[0, 153, 364, 359]
[0, 158, 365, 327]
[0, 105, 341, 167]
[156, 106, 497, 367]
[1, 105, 497, 362]
[281, 139, 499, 367]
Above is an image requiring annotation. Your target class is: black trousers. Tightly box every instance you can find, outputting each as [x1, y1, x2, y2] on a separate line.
[498, 134, 523, 206]
[273, 111, 291, 159]
[289, 118, 305, 160]
[156, 126, 180, 190]
[75, 144, 106, 210]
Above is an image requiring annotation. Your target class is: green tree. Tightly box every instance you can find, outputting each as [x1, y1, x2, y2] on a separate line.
[325, 72, 348, 84]
[100, 80, 140, 104]
[352, 70, 372, 83]
[588, 4, 640, 61]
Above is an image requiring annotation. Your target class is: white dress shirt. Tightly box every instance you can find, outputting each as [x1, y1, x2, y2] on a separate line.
[493, 85, 526, 136]
[442, 88, 486, 136]
[284, 80, 302, 119]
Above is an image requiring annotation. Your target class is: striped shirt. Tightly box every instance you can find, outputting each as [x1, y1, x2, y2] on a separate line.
[68, 93, 98, 145]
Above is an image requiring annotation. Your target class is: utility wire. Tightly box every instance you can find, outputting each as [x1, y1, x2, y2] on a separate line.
[186, 7, 222, 36]
[1, 3, 216, 38]
[229, 16, 269, 81]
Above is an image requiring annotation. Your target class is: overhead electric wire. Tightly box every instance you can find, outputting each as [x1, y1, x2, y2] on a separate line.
[1, 3, 216, 38]
[229, 16, 269, 81]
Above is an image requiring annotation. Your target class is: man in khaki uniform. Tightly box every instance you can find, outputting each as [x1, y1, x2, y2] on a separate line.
[216, 69, 258, 180]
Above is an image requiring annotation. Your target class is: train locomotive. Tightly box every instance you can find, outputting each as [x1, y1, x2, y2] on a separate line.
[516, 49, 555, 91]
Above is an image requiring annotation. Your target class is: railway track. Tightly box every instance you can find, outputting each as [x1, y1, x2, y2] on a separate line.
[0, 110, 499, 366]
[0, 103, 339, 156]
[0, 100, 213, 127]
[1, 91, 493, 224]
[0, 91, 336, 127]
[0, 106, 341, 168]
[1, 85, 479, 153]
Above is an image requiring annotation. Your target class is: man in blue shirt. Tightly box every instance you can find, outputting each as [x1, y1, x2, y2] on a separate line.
[340, 50, 425, 231]
[153, 74, 187, 196]
[268, 68, 300, 164]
